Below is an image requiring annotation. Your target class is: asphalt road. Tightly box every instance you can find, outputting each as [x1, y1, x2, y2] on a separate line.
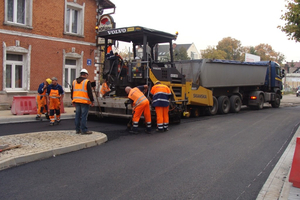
[0, 104, 300, 200]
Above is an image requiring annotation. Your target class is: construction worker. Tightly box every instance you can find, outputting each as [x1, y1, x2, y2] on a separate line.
[36, 78, 52, 120]
[125, 85, 151, 134]
[106, 43, 113, 58]
[46, 77, 64, 126]
[71, 69, 94, 135]
[150, 81, 172, 132]
[100, 79, 111, 98]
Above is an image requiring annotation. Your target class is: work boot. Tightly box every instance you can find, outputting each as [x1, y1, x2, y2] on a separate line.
[81, 131, 92, 135]
[35, 115, 41, 120]
[129, 128, 139, 134]
[156, 128, 164, 133]
[49, 121, 55, 126]
[145, 128, 152, 134]
[76, 130, 81, 134]
[56, 120, 61, 124]
[164, 128, 169, 132]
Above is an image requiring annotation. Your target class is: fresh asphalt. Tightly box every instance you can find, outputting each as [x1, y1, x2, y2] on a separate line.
[0, 105, 300, 199]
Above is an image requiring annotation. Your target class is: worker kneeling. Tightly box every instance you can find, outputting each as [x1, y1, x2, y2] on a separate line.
[150, 81, 172, 132]
[125, 85, 151, 134]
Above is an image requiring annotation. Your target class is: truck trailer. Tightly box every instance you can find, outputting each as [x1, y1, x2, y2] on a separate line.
[89, 26, 284, 123]
[174, 59, 284, 116]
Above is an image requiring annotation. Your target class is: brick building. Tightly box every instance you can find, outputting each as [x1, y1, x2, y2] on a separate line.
[0, 0, 115, 109]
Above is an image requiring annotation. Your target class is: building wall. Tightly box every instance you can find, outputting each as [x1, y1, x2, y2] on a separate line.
[0, 0, 98, 109]
[283, 73, 300, 92]
[187, 43, 200, 60]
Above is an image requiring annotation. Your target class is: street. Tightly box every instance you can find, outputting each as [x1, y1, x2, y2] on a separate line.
[0, 102, 300, 199]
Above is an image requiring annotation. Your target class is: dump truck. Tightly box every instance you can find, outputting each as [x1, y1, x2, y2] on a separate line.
[174, 59, 284, 116]
[89, 26, 284, 123]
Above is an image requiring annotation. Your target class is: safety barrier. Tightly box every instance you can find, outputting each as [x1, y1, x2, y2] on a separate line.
[289, 137, 300, 188]
[11, 96, 37, 115]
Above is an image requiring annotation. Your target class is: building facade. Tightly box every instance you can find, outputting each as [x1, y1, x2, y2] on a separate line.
[0, 0, 115, 109]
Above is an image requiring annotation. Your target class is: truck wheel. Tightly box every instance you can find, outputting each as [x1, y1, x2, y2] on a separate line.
[218, 96, 230, 114]
[229, 95, 241, 113]
[206, 96, 218, 116]
[271, 94, 281, 108]
[257, 94, 264, 110]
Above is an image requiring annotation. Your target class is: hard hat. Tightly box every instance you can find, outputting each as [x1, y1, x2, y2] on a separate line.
[46, 78, 52, 84]
[80, 69, 88, 74]
[155, 81, 160, 84]
[51, 77, 57, 81]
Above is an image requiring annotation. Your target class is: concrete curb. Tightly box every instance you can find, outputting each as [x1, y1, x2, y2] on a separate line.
[256, 124, 300, 200]
[0, 134, 107, 170]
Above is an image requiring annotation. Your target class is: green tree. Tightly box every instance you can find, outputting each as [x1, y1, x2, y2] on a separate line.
[278, 0, 300, 42]
[201, 46, 227, 59]
[174, 47, 190, 61]
[216, 37, 242, 60]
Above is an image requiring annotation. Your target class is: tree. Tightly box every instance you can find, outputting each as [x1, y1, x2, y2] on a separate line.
[216, 37, 243, 60]
[201, 46, 227, 59]
[254, 43, 285, 65]
[278, 0, 300, 42]
[174, 47, 190, 61]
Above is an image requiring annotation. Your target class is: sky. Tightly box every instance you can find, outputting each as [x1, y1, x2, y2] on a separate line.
[106, 0, 300, 62]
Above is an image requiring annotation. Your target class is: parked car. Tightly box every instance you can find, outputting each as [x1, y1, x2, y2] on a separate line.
[297, 86, 300, 97]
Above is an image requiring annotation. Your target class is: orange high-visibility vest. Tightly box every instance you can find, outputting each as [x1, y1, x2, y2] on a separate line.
[128, 87, 147, 109]
[49, 89, 60, 98]
[72, 79, 91, 104]
[100, 82, 111, 96]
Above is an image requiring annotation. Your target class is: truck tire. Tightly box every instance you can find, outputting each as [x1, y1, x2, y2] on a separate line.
[257, 94, 264, 110]
[206, 96, 218, 116]
[218, 96, 230, 114]
[271, 94, 281, 108]
[229, 95, 241, 113]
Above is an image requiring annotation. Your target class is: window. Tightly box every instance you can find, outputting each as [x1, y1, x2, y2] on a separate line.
[65, 59, 78, 90]
[5, 0, 32, 27]
[6, 54, 24, 89]
[65, 2, 85, 36]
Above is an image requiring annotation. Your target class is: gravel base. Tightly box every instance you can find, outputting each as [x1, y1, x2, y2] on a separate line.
[0, 131, 107, 164]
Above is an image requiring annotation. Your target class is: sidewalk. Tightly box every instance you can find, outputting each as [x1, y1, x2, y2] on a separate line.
[0, 106, 76, 124]
[0, 106, 107, 170]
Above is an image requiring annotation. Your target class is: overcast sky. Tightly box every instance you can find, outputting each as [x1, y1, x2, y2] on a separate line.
[108, 0, 299, 62]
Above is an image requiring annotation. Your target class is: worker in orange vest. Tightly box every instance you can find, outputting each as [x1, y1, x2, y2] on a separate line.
[125, 85, 151, 134]
[46, 77, 64, 126]
[71, 69, 94, 134]
[36, 78, 52, 120]
[106, 43, 113, 58]
[100, 79, 111, 98]
[150, 81, 172, 132]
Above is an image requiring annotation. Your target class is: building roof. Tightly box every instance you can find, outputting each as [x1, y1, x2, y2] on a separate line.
[97, 0, 115, 9]
[286, 61, 300, 73]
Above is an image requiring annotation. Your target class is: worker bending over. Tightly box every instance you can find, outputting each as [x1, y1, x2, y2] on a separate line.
[36, 78, 52, 120]
[47, 77, 64, 126]
[125, 85, 151, 134]
[150, 81, 172, 132]
[100, 79, 111, 98]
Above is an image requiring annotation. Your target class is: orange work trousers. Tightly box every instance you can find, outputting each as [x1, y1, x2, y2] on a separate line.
[132, 101, 151, 130]
[49, 98, 61, 122]
[36, 95, 47, 116]
[155, 106, 169, 131]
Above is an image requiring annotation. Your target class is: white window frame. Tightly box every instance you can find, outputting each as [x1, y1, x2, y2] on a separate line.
[3, 42, 31, 92]
[63, 50, 83, 92]
[4, 0, 33, 28]
[64, 1, 85, 37]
